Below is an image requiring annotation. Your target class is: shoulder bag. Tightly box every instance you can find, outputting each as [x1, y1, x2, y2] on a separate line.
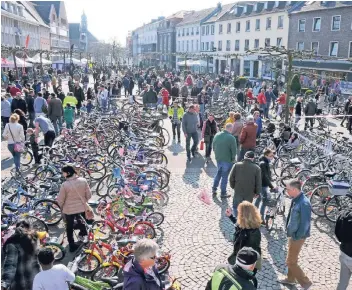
[70, 180, 94, 220]
[8, 125, 24, 153]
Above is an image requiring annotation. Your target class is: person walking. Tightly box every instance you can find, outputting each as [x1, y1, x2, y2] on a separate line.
[238, 116, 258, 161]
[257, 89, 266, 118]
[11, 92, 27, 114]
[335, 209, 352, 290]
[231, 113, 243, 149]
[294, 97, 303, 127]
[33, 92, 48, 118]
[73, 82, 84, 114]
[129, 77, 135, 96]
[229, 151, 261, 217]
[304, 98, 317, 130]
[1, 220, 41, 290]
[48, 93, 64, 136]
[1, 96, 11, 128]
[123, 76, 130, 97]
[180, 83, 189, 107]
[56, 165, 92, 252]
[253, 111, 262, 138]
[225, 202, 262, 269]
[64, 104, 75, 129]
[144, 85, 158, 108]
[264, 88, 275, 119]
[63, 92, 78, 109]
[279, 179, 312, 289]
[197, 89, 208, 120]
[34, 115, 56, 147]
[340, 96, 352, 127]
[206, 247, 259, 290]
[254, 148, 276, 221]
[168, 101, 184, 143]
[182, 105, 199, 162]
[212, 123, 237, 198]
[171, 83, 180, 102]
[14, 109, 28, 136]
[25, 90, 35, 128]
[202, 113, 218, 162]
[2, 113, 25, 172]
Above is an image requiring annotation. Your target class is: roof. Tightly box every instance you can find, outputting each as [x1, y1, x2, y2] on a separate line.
[69, 23, 99, 42]
[204, 3, 237, 24]
[176, 7, 216, 26]
[290, 1, 352, 14]
[219, 1, 294, 22]
[166, 10, 193, 19]
[20, 1, 49, 27]
[32, 1, 61, 25]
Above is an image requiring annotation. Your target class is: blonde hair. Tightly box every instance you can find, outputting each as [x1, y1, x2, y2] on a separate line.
[229, 111, 235, 118]
[9, 113, 19, 123]
[237, 201, 262, 229]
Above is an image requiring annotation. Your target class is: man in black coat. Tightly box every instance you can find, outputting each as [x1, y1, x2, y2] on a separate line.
[26, 90, 35, 127]
[170, 84, 180, 102]
[74, 82, 85, 113]
[11, 92, 27, 114]
[164, 79, 172, 94]
[340, 96, 352, 127]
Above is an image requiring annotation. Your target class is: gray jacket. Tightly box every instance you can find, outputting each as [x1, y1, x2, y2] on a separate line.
[229, 159, 262, 201]
[181, 86, 188, 97]
[182, 111, 199, 134]
[1, 100, 11, 117]
[48, 97, 63, 117]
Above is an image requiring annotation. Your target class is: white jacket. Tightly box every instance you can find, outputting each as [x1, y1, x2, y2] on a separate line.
[2, 123, 25, 144]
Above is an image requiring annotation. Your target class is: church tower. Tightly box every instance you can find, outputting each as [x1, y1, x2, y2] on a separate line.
[80, 11, 88, 51]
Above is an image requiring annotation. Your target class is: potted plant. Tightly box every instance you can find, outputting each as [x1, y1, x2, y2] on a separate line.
[290, 74, 301, 96]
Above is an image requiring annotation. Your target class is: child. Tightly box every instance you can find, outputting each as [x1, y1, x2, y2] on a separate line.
[64, 104, 75, 129]
[27, 128, 40, 165]
[86, 99, 94, 114]
[32, 247, 75, 290]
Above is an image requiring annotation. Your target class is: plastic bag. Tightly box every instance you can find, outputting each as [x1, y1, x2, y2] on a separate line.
[198, 188, 211, 205]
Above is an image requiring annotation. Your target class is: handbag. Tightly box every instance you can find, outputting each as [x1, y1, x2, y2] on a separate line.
[8, 125, 24, 153]
[70, 181, 94, 220]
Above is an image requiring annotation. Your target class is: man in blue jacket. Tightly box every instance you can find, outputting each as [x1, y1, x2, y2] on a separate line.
[264, 87, 275, 119]
[279, 179, 312, 290]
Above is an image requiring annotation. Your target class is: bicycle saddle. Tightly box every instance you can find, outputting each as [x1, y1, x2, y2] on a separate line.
[40, 184, 51, 189]
[99, 277, 120, 287]
[324, 171, 337, 178]
[289, 158, 301, 165]
[133, 162, 148, 167]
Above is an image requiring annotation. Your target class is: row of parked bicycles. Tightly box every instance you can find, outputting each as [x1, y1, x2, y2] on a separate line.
[1, 98, 179, 290]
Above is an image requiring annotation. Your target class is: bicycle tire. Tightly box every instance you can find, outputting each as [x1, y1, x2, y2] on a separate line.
[133, 221, 156, 239]
[310, 184, 330, 217]
[77, 253, 100, 273]
[44, 242, 65, 261]
[324, 195, 352, 223]
[33, 199, 62, 226]
[85, 159, 107, 181]
[95, 173, 115, 197]
[26, 215, 48, 232]
[156, 257, 170, 274]
[91, 221, 113, 241]
[136, 170, 163, 191]
[146, 212, 164, 227]
[20, 148, 33, 166]
[91, 264, 119, 281]
[146, 151, 168, 166]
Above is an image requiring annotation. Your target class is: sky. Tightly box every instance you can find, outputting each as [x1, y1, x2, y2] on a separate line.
[64, 0, 235, 46]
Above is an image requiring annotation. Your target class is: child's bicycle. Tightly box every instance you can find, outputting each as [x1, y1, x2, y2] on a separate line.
[264, 187, 286, 231]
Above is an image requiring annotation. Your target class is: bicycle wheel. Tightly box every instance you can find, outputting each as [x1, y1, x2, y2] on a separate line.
[132, 222, 156, 239]
[34, 167, 55, 181]
[95, 173, 115, 196]
[136, 170, 163, 191]
[310, 184, 330, 217]
[85, 159, 107, 180]
[20, 148, 33, 166]
[25, 215, 48, 232]
[156, 257, 170, 274]
[302, 177, 324, 197]
[146, 212, 164, 227]
[265, 215, 275, 232]
[324, 195, 352, 223]
[280, 165, 299, 186]
[33, 199, 62, 226]
[146, 152, 168, 166]
[91, 264, 119, 281]
[77, 253, 100, 273]
[44, 242, 65, 261]
[91, 221, 113, 241]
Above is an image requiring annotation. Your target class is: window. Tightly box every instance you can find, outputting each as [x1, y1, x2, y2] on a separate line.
[182, 28, 185, 36]
[191, 40, 194, 51]
[226, 40, 231, 51]
[219, 24, 223, 34]
[297, 42, 304, 51]
[349, 41, 352, 57]
[186, 40, 189, 51]
[246, 20, 250, 32]
[211, 41, 214, 51]
[255, 19, 260, 30]
[266, 17, 272, 29]
[278, 15, 284, 28]
[243, 60, 250, 76]
[331, 15, 341, 31]
[206, 42, 209, 51]
[236, 22, 240, 32]
[311, 42, 319, 55]
[298, 19, 306, 32]
[235, 40, 240, 51]
[12, 4, 17, 14]
[329, 41, 338, 56]
[202, 26, 205, 35]
[254, 39, 259, 49]
[276, 37, 282, 47]
[178, 30, 180, 36]
[191, 27, 194, 35]
[265, 38, 270, 47]
[196, 40, 199, 50]
[313, 17, 321, 32]
[206, 25, 209, 35]
[211, 25, 215, 35]
[201, 42, 205, 51]
[244, 39, 249, 50]
[218, 40, 222, 51]
[1, 2, 7, 9]
[186, 28, 189, 35]
[182, 41, 184, 51]
[196, 27, 199, 35]
[227, 23, 231, 33]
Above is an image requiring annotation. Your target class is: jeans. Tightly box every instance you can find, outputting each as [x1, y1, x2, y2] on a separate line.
[28, 112, 35, 128]
[286, 238, 311, 287]
[65, 212, 88, 245]
[66, 122, 73, 129]
[265, 102, 271, 118]
[185, 132, 199, 158]
[199, 103, 205, 119]
[8, 144, 21, 171]
[44, 130, 56, 147]
[31, 142, 40, 164]
[337, 251, 352, 290]
[205, 136, 214, 158]
[259, 104, 267, 117]
[238, 147, 254, 162]
[124, 87, 129, 96]
[295, 114, 301, 126]
[233, 196, 247, 218]
[172, 122, 181, 140]
[305, 117, 314, 129]
[254, 187, 270, 220]
[212, 161, 233, 195]
[277, 104, 283, 116]
[50, 116, 62, 136]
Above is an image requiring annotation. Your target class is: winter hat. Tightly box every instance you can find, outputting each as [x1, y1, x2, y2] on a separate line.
[244, 151, 255, 159]
[236, 247, 259, 267]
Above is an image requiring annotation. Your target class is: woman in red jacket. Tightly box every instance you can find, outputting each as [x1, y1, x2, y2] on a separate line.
[161, 88, 169, 107]
[276, 92, 286, 117]
[257, 89, 267, 117]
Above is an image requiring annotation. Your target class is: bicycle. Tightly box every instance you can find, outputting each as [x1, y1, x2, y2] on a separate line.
[264, 187, 286, 231]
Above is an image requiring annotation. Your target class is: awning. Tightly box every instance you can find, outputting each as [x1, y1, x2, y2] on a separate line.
[292, 59, 352, 73]
[29, 53, 52, 64]
[52, 58, 85, 66]
[177, 60, 212, 67]
[4, 56, 33, 67]
[1, 58, 14, 67]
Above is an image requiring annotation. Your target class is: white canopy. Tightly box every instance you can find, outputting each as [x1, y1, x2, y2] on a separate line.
[177, 60, 211, 67]
[29, 53, 52, 64]
[4, 56, 33, 67]
[52, 58, 85, 66]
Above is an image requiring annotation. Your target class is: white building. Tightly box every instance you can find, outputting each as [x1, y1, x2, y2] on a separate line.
[214, 1, 294, 78]
[175, 7, 218, 72]
[1, 1, 50, 50]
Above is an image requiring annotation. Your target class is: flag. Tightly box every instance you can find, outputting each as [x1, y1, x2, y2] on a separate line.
[25, 35, 30, 48]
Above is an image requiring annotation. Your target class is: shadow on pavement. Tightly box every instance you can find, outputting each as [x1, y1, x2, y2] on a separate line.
[1, 157, 13, 171]
[182, 154, 204, 188]
[313, 216, 339, 245]
[213, 195, 234, 243]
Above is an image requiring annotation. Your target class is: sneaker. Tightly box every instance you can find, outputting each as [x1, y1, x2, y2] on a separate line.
[212, 190, 217, 196]
[220, 194, 231, 198]
[187, 157, 191, 162]
[278, 278, 296, 286]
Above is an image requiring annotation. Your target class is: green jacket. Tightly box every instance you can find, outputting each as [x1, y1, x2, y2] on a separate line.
[168, 106, 184, 120]
[64, 107, 75, 123]
[213, 131, 237, 163]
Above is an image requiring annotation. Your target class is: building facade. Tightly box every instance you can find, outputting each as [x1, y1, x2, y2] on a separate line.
[288, 1, 352, 81]
[157, 11, 190, 70]
[1, 1, 50, 50]
[32, 1, 70, 54]
[215, 1, 293, 77]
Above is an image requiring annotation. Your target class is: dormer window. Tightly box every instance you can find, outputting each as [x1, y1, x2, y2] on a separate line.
[18, 6, 23, 17]
[254, 3, 257, 11]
